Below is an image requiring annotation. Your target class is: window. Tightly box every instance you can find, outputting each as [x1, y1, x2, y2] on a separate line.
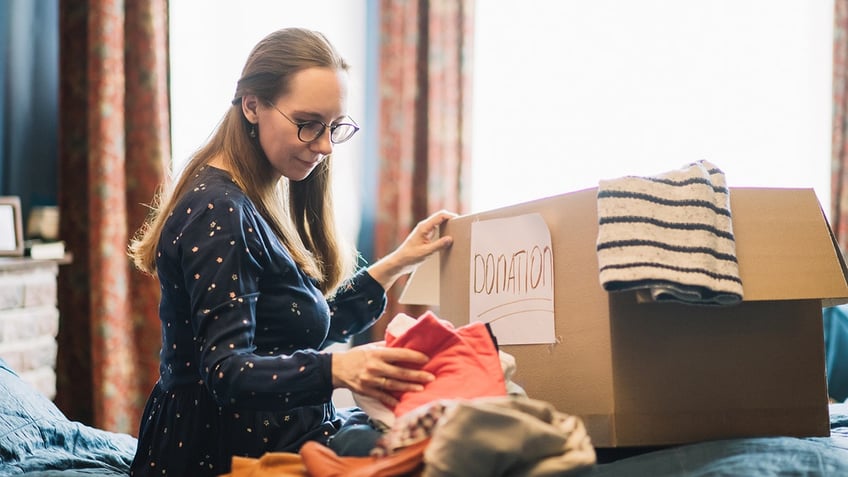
[171, 1, 835, 224]
[471, 1, 835, 217]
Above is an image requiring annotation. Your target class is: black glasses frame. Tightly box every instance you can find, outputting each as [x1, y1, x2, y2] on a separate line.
[266, 101, 359, 144]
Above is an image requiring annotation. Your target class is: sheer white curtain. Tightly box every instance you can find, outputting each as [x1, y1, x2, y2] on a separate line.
[471, 0, 834, 217]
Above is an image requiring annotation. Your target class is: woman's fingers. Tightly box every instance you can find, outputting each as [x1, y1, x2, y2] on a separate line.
[422, 209, 458, 228]
[416, 210, 456, 244]
[375, 347, 434, 385]
[335, 343, 434, 408]
[379, 346, 429, 365]
[371, 372, 427, 408]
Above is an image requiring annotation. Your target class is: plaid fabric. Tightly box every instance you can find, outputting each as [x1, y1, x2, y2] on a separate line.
[371, 400, 453, 457]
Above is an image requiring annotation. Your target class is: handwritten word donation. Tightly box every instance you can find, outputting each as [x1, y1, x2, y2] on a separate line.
[470, 213, 556, 345]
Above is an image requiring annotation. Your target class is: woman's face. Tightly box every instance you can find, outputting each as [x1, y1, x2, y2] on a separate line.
[256, 67, 350, 181]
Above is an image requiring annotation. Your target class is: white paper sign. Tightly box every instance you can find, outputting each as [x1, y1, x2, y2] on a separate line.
[470, 213, 555, 344]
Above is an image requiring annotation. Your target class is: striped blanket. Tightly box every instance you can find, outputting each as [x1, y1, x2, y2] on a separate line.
[595, 160, 743, 305]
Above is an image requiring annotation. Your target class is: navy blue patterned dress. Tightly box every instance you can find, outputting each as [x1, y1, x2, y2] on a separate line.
[130, 166, 386, 476]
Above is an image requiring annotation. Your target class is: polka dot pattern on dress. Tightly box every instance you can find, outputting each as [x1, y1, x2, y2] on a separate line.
[133, 166, 389, 476]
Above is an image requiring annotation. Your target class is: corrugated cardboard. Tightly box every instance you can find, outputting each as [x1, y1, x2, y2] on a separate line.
[404, 187, 848, 447]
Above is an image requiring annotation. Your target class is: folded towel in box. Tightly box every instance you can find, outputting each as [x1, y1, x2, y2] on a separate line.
[596, 160, 743, 305]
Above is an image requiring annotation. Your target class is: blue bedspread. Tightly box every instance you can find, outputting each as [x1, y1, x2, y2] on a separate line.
[0, 359, 136, 476]
[582, 405, 848, 476]
[3, 351, 848, 476]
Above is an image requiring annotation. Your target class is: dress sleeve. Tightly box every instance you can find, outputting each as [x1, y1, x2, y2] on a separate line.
[175, 195, 333, 409]
[322, 270, 388, 346]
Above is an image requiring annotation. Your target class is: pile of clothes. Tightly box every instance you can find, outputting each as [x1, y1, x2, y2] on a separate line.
[221, 311, 596, 477]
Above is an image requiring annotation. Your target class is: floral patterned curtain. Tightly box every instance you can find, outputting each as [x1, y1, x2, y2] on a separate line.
[834, 0, 848, 251]
[55, 0, 169, 434]
[371, 0, 474, 339]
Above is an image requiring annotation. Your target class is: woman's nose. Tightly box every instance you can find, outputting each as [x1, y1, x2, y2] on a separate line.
[309, 129, 334, 155]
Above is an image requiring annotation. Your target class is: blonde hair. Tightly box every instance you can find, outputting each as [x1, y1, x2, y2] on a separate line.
[129, 28, 355, 295]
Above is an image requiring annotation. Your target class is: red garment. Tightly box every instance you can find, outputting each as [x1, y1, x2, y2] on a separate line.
[386, 311, 506, 417]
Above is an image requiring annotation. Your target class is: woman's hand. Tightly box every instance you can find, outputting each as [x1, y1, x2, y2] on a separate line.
[331, 342, 434, 408]
[367, 209, 457, 291]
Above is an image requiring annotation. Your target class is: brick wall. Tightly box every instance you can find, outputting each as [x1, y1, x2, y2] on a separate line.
[0, 259, 60, 398]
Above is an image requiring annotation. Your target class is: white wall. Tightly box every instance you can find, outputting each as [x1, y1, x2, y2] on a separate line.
[471, 0, 835, 217]
[169, 0, 368, 241]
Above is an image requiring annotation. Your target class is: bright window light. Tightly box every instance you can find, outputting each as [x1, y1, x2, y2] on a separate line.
[471, 0, 834, 217]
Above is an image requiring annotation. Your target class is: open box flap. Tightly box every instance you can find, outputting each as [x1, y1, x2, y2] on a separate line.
[729, 187, 848, 303]
[822, 203, 848, 307]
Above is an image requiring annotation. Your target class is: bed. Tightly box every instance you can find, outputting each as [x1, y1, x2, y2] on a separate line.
[587, 406, 848, 476]
[3, 306, 848, 476]
[0, 358, 136, 476]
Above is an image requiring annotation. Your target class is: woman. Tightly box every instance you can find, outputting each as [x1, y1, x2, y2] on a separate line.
[128, 27, 454, 476]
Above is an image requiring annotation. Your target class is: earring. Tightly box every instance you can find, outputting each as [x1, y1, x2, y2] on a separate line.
[249, 124, 257, 138]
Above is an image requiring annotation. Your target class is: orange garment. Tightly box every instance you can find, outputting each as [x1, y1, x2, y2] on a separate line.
[386, 311, 506, 418]
[220, 452, 306, 477]
[299, 439, 429, 477]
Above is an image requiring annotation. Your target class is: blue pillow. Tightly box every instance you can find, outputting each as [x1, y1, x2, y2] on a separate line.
[824, 305, 848, 402]
[0, 358, 137, 475]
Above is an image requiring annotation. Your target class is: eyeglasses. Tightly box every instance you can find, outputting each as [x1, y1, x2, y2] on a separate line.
[266, 102, 359, 144]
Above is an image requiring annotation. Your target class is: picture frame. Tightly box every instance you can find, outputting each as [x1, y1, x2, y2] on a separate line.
[0, 196, 24, 257]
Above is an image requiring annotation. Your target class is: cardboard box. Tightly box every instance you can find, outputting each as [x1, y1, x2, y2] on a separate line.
[403, 187, 848, 447]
